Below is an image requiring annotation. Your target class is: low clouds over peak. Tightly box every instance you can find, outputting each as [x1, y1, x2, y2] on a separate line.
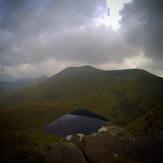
[0, 0, 163, 79]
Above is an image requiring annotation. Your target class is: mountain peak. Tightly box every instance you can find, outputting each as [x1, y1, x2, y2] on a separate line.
[64, 65, 97, 71]
[52, 65, 159, 80]
[54, 65, 100, 77]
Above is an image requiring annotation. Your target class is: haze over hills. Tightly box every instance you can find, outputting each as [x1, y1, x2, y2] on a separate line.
[0, 65, 163, 136]
[0, 76, 48, 106]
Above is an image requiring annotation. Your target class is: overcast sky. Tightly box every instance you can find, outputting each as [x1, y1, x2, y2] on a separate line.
[0, 0, 163, 80]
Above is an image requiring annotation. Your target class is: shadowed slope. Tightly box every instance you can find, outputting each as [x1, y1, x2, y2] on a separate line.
[70, 108, 108, 121]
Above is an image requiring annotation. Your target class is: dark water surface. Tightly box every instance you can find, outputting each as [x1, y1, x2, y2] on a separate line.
[44, 113, 108, 137]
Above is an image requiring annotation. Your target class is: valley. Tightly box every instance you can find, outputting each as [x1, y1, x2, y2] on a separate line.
[0, 66, 163, 162]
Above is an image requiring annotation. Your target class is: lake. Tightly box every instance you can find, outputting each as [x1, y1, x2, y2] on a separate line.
[44, 109, 108, 136]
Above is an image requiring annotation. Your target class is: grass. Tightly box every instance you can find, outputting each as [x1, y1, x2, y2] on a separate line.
[0, 102, 75, 131]
[0, 66, 163, 162]
[0, 66, 163, 141]
[126, 102, 163, 136]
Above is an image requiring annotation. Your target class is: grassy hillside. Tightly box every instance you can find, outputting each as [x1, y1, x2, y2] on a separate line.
[0, 66, 163, 136]
[126, 101, 163, 136]
[0, 77, 47, 107]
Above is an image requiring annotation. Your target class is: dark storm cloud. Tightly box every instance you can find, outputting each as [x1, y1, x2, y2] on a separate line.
[0, 0, 108, 67]
[0, 0, 106, 31]
[0, 0, 133, 67]
[120, 0, 163, 61]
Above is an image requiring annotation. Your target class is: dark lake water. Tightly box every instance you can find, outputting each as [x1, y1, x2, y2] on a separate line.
[44, 113, 108, 137]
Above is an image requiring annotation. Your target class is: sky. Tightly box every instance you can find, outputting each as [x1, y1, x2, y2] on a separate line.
[0, 0, 163, 80]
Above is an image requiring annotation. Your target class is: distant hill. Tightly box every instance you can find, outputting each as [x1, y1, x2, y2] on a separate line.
[0, 66, 163, 136]
[0, 76, 48, 106]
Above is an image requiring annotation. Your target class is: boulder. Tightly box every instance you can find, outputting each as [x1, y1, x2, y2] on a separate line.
[65, 135, 73, 141]
[77, 133, 85, 141]
[98, 126, 108, 133]
[47, 142, 87, 163]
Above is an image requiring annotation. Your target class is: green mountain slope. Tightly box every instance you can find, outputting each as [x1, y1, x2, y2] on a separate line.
[0, 77, 47, 107]
[1, 66, 163, 135]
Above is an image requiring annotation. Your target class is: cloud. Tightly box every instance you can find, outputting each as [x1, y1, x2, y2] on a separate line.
[0, 59, 80, 79]
[0, 0, 107, 34]
[0, 0, 163, 79]
[0, 0, 136, 73]
[30, 25, 138, 64]
[0, 24, 139, 78]
[120, 0, 163, 73]
[0, 0, 107, 66]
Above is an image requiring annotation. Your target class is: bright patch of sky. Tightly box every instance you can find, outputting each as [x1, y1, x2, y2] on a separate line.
[96, 0, 131, 30]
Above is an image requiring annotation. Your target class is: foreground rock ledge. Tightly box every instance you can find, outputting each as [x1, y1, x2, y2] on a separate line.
[45, 123, 163, 163]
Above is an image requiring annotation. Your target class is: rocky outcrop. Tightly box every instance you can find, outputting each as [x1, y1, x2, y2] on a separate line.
[83, 123, 137, 163]
[47, 142, 87, 163]
[46, 123, 163, 163]
[98, 126, 108, 133]
[46, 124, 137, 163]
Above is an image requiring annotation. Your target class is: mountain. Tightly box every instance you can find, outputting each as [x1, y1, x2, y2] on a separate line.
[0, 66, 163, 136]
[0, 74, 16, 82]
[0, 76, 48, 106]
[0, 66, 163, 163]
